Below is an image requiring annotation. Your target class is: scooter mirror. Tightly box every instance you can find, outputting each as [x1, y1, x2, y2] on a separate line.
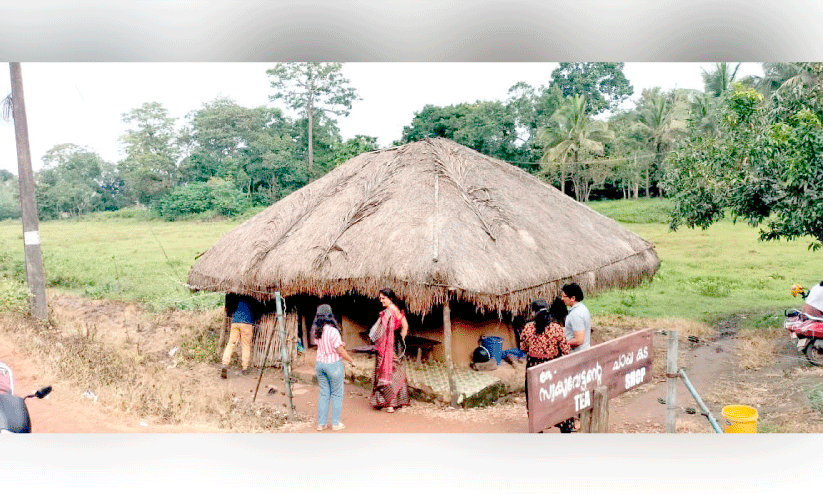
[34, 386, 52, 399]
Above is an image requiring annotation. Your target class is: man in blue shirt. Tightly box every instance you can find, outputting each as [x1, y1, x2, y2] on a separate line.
[221, 295, 257, 378]
[560, 283, 591, 353]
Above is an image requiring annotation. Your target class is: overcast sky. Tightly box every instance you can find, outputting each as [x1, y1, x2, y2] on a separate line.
[0, 62, 764, 174]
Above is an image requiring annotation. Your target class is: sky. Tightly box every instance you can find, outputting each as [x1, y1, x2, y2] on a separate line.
[0, 62, 764, 174]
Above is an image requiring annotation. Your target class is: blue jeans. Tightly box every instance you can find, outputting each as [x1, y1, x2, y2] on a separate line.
[316, 360, 345, 427]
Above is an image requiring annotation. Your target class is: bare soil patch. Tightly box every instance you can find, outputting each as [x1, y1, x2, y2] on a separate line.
[2, 293, 822, 433]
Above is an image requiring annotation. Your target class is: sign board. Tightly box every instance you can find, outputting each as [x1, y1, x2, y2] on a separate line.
[526, 329, 654, 432]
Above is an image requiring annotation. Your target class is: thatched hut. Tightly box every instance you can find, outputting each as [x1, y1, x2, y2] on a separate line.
[188, 138, 659, 377]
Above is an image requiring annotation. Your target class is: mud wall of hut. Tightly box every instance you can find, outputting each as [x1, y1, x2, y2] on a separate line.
[336, 314, 518, 367]
[234, 294, 522, 368]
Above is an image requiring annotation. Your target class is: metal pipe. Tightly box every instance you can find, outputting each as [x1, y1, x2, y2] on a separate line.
[666, 330, 678, 433]
[679, 369, 723, 433]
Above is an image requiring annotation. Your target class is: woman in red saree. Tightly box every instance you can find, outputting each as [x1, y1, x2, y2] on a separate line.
[369, 288, 411, 412]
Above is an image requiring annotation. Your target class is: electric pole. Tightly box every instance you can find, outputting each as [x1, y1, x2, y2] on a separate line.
[9, 62, 48, 320]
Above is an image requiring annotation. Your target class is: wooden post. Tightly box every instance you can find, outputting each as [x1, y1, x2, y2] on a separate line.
[276, 292, 294, 420]
[217, 296, 230, 360]
[666, 330, 678, 433]
[580, 386, 609, 433]
[297, 307, 305, 349]
[9, 62, 47, 320]
[442, 299, 458, 407]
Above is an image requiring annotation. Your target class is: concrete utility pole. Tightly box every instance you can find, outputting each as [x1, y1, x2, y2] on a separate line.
[9, 62, 48, 320]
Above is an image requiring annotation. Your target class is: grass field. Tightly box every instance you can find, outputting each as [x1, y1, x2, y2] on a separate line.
[0, 211, 238, 312]
[1, 199, 820, 325]
[586, 198, 820, 326]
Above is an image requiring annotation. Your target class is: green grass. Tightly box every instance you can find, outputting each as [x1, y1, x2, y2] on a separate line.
[587, 197, 673, 224]
[586, 199, 820, 324]
[808, 383, 823, 416]
[1, 198, 820, 321]
[0, 216, 237, 312]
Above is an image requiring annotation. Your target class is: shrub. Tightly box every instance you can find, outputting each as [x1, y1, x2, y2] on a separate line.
[153, 179, 252, 221]
[0, 279, 28, 312]
[154, 183, 213, 220]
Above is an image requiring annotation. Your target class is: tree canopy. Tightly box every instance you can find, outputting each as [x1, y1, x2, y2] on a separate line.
[119, 102, 181, 205]
[549, 62, 634, 115]
[267, 63, 360, 173]
[666, 71, 823, 250]
[19, 61, 823, 237]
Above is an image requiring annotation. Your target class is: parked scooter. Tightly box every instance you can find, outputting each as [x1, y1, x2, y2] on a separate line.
[784, 284, 823, 366]
[0, 362, 52, 433]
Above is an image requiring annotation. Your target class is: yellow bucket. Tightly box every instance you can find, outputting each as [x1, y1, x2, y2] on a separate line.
[721, 405, 758, 433]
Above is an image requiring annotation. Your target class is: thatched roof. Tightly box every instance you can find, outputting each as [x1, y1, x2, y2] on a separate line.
[188, 138, 659, 315]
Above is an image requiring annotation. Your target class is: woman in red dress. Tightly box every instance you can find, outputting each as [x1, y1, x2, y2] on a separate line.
[369, 288, 411, 412]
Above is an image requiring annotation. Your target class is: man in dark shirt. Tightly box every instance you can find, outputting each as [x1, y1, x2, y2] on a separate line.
[221, 295, 256, 378]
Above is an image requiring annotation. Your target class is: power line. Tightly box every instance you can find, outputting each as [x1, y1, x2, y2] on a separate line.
[505, 151, 667, 167]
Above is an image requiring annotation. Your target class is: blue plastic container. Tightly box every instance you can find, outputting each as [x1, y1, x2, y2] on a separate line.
[501, 348, 526, 361]
[479, 336, 503, 365]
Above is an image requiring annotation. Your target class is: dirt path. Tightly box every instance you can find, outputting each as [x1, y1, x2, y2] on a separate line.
[222, 364, 530, 433]
[3, 294, 822, 433]
[0, 338, 223, 433]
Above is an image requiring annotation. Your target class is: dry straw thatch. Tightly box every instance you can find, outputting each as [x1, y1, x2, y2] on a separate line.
[188, 138, 659, 315]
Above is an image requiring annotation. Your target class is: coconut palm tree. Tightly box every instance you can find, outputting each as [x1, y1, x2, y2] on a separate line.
[539, 94, 614, 199]
[630, 88, 689, 196]
[701, 62, 741, 97]
[753, 62, 816, 96]
[684, 89, 720, 137]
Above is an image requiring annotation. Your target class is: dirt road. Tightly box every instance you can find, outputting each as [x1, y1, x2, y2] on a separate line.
[3, 294, 823, 433]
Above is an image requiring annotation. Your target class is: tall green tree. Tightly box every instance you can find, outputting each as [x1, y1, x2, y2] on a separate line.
[35, 144, 110, 218]
[754, 62, 810, 97]
[666, 81, 823, 250]
[328, 135, 379, 167]
[400, 101, 523, 163]
[539, 94, 614, 200]
[180, 97, 305, 204]
[549, 62, 634, 115]
[505, 82, 565, 170]
[630, 87, 689, 196]
[0, 170, 21, 220]
[267, 63, 360, 173]
[119, 102, 181, 205]
[762, 62, 823, 122]
[604, 110, 649, 199]
[684, 89, 720, 138]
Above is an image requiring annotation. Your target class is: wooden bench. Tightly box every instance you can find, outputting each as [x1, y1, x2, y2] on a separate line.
[358, 332, 441, 363]
[403, 335, 440, 363]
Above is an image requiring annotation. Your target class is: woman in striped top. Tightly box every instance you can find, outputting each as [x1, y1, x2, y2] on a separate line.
[312, 304, 354, 431]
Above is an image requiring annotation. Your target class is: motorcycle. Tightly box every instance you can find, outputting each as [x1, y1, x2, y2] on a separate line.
[784, 284, 823, 366]
[0, 361, 52, 433]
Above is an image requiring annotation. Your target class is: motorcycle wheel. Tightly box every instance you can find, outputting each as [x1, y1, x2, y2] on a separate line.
[804, 340, 823, 366]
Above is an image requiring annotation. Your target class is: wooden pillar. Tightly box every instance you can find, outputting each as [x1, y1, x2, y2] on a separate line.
[217, 301, 230, 360]
[442, 299, 458, 407]
[580, 386, 609, 433]
[297, 307, 305, 348]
